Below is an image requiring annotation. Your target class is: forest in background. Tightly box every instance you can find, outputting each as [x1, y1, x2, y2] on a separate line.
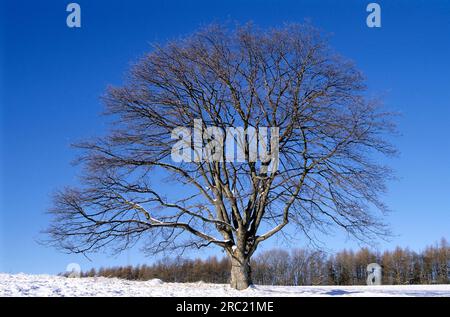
[77, 239, 449, 285]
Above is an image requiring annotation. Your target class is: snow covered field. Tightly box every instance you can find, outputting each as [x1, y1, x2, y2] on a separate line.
[1, 273, 449, 297]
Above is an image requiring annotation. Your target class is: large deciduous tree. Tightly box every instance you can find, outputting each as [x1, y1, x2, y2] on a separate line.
[47, 23, 396, 290]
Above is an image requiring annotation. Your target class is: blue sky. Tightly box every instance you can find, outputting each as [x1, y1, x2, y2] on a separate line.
[1, 0, 449, 274]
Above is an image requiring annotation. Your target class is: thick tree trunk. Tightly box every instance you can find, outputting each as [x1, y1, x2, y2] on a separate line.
[230, 255, 252, 290]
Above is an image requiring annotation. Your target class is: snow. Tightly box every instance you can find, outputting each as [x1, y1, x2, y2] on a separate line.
[0, 273, 449, 297]
[147, 278, 164, 286]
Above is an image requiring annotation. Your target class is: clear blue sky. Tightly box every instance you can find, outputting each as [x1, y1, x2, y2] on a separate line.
[1, 0, 449, 274]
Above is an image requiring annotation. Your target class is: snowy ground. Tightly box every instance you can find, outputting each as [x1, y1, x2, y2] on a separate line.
[1, 273, 449, 297]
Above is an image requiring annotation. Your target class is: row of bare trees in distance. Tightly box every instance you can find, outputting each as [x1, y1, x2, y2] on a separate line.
[77, 239, 449, 285]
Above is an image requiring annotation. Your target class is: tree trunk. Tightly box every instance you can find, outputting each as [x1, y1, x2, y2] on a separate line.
[230, 255, 252, 290]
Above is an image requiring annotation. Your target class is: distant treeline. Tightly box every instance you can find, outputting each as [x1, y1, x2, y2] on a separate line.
[78, 239, 449, 285]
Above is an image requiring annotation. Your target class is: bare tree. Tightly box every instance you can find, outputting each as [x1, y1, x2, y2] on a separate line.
[47, 23, 396, 290]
